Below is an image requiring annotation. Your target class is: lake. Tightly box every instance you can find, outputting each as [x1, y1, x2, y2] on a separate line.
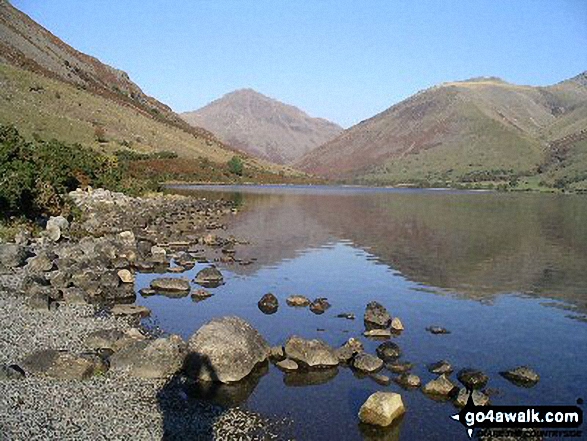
[137, 185, 587, 440]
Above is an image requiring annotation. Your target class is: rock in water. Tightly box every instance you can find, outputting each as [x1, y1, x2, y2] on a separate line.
[352, 353, 384, 373]
[395, 373, 421, 389]
[358, 392, 406, 427]
[276, 359, 298, 371]
[391, 317, 404, 332]
[428, 360, 453, 375]
[117, 269, 134, 284]
[194, 266, 224, 287]
[376, 341, 401, 361]
[426, 326, 450, 335]
[150, 277, 190, 292]
[454, 388, 490, 407]
[110, 304, 151, 318]
[286, 295, 311, 307]
[422, 374, 459, 397]
[335, 338, 364, 363]
[258, 293, 279, 314]
[457, 368, 489, 390]
[500, 366, 540, 387]
[309, 298, 331, 314]
[364, 301, 391, 329]
[110, 335, 186, 379]
[187, 316, 270, 383]
[284, 336, 338, 368]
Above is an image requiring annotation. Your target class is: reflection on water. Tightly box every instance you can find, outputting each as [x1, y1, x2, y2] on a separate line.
[141, 185, 587, 440]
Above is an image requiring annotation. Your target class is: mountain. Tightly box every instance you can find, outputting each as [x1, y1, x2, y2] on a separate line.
[297, 73, 587, 190]
[0, 1, 255, 167]
[181, 89, 343, 164]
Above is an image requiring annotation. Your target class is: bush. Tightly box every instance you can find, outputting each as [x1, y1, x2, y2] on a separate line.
[228, 156, 244, 176]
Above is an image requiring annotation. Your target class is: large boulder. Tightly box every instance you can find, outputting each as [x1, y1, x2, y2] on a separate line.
[358, 392, 406, 427]
[284, 336, 338, 368]
[110, 335, 186, 379]
[364, 301, 391, 329]
[150, 277, 190, 292]
[187, 316, 270, 383]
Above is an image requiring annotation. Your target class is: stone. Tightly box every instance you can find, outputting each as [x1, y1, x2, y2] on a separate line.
[353, 353, 384, 373]
[426, 326, 450, 335]
[270, 346, 285, 361]
[258, 293, 279, 314]
[0, 364, 25, 380]
[276, 359, 298, 371]
[428, 360, 453, 375]
[25, 252, 54, 273]
[386, 361, 414, 374]
[364, 301, 391, 329]
[139, 288, 156, 296]
[309, 298, 331, 315]
[110, 335, 186, 379]
[118, 231, 136, 246]
[150, 277, 190, 292]
[110, 304, 151, 318]
[454, 388, 491, 407]
[286, 295, 311, 307]
[49, 270, 71, 289]
[376, 341, 401, 361]
[335, 338, 364, 363]
[187, 316, 270, 383]
[46, 216, 69, 241]
[194, 266, 224, 287]
[363, 329, 392, 338]
[457, 368, 489, 390]
[27, 292, 49, 310]
[336, 313, 355, 320]
[85, 329, 134, 352]
[500, 366, 540, 387]
[358, 392, 406, 427]
[20, 349, 107, 380]
[391, 317, 404, 332]
[191, 289, 213, 300]
[117, 269, 134, 284]
[422, 374, 459, 397]
[0, 244, 27, 268]
[284, 336, 338, 368]
[395, 373, 421, 389]
[369, 373, 391, 386]
[168, 266, 186, 273]
[150, 245, 167, 263]
[61, 287, 87, 304]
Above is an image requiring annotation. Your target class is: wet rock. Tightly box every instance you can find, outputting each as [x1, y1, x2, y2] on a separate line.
[386, 361, 414, 374]
[335, 338, 364, 363]
[168, 266, 186, 273]
[358, 392, 406, 427]
[391, 317, 404, 332]
[500, 366, 540, 387]
[422, 374, 459, 397]
[283, 367, 339, 387]
[194, 266, 224, 287]
[110, 335, 186, 379]
[363, 329, 392, 338]
[428, 360, 453, 375]
[0, 243, 27, 268]
[284, 336, 338, 368]
[286, 295, 311, 307]
[0, 364, 25, 380]
[426, 326, 450, 335]
[309, 298, 331, 315]
[117, 269, 134, 284]
[110, 304, 151, 318]
[353, 353, 384, 373]
[364, 301, 392, 329]
[376, 341, 401, 362]
[25, 252, 55, 273]
[20, 349, 107, 380]
[276, 359, 298, 371]
[395, 373, 421, 389]
[369, 373, 391, 386]
[454, 388, 490, 407]
[191, 289, 213, 301]
[139, 288, 156, 296]
[457, 368, 489, 390]
[336, 313, 355, 320]
[258, 293, 279, 314]
[187, 316, 270, 383]
[150, 245, 167, 263]
[150, 277, 190, 292]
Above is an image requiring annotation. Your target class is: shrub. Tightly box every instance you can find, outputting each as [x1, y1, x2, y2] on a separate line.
[227, 156, 244, 176]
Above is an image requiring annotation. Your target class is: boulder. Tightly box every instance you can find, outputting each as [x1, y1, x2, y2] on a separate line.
[20, 349, 107, 380]
[353, 353, 384, 373]
[376, 341, 401, 361]
[500, 366, 540, 387]
[309, 298, 331, 315]
[364, 301, 391, 329]
[194, 267, 224, 287]
[276, 359, 299, 371]
[284, 336, 338, 368]
[117, 269, 134, 284]
[286, 295, 311, 307]
[428, 360, 453, 375]
[454, 388, 490, 407]
[358, 392, 406, 427]
[0, 244, 27, 268]
[150, 277, 190, 292]
[422, 374, 459, 397]
[258, 293, 279, 314]
[110, 335, 186, 379]
[395, 373, 421, 389]
[457, 368, 489, 390]
[187, 316, 270, 383]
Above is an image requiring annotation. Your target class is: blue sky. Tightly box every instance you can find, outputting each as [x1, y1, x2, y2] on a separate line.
[12, 0, 587, 128]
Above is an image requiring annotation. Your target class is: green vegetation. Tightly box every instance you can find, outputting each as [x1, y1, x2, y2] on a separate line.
[228, 156, 244, 176]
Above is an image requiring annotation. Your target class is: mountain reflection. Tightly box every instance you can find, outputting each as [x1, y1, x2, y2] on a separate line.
[172, 186, 587, 312]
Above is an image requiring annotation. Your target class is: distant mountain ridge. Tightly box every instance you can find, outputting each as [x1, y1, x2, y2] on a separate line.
[181, 89, 343, 164]
[296, 72, 587, 190]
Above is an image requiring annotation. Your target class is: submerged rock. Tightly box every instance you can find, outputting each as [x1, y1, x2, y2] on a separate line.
[284, 336, 338, 368]
[358, 392, 406, 427]
[283, 367, 339, 387]
[500, 366, 540, 387]
[395, 373, 421, 389]
[386, 361, 414, 374]
[187, 316, 270, 383]
[110, 304, 151, 318]
[258, 293, 279, 314]
[194, 266, 224, 287]
[364, 301, 392, 329]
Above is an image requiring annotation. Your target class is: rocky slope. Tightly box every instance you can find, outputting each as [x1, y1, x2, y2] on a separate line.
[297, 73, 587, 189]
[182, 89, 343, 164]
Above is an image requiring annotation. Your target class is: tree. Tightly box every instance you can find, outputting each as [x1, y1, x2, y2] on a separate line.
[227, 156, 243, 176]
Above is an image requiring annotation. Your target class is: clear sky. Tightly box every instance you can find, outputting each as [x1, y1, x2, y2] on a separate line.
[11, 0, 587, 128]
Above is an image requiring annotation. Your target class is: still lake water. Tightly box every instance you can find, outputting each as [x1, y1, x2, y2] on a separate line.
[137, 185, 587, 440]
